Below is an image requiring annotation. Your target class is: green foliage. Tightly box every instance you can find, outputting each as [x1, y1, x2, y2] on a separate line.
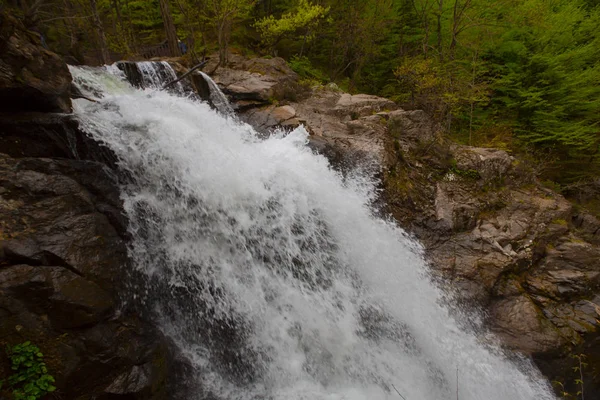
[448, 159, 480, 180]
[289, 55, 327, 83]
[254, 0, 329, 52]
[487, 1, 600, 151]
[553, 354, 588, 399]
[1, 342, 56, 400]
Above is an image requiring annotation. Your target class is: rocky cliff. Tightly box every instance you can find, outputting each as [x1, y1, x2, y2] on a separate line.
[201, 52, 600, 397]
[0, 12, 171, 400]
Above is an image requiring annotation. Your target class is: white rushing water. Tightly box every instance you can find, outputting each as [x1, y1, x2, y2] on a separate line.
[69, 65, 556, 400]
[198, 71, 235, 116]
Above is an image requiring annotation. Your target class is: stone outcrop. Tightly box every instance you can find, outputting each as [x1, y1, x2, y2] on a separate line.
[209, 58, 399, 163]
[208, 54, 303, 108]
[0, 14, 170, 400]
[0, 11, 72, 113]
[203, 54, 600, 397]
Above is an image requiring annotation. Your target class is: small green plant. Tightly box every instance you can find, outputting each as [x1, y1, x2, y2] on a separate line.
[552, 354, 588, 400]
[0, 341, 56, 400]
[447, 161, 480, 180]
[572, 354, 587, 400]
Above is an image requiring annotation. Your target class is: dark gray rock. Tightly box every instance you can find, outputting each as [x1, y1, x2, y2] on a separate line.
[0, 152, 169, 399]
[0, 11, 72, 113]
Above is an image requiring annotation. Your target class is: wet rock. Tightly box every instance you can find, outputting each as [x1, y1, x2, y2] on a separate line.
[0, 152, 169, 399]
[0, 113, 118, 166]
[0, 11, 72, 113]
[104, 364, 153, 395]
[0, 264, 114, 329]
[0, 154, 128, 287]
[490, 295, 568, 353]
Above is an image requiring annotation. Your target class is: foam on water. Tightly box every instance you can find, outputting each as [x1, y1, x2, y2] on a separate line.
[69, 65, 556, 400]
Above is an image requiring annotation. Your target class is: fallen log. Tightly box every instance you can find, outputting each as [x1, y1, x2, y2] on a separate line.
[162, 60, 208, 90]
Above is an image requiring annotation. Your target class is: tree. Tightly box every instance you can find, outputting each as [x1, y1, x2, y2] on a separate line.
[90, 0, 110, 63]
[254, 0, 329, 56]
[159, 0, 180, 56]
[205, 0, 255, 65]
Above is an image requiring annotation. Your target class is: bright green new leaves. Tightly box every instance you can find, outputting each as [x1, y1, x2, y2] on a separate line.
[254, 0, 329, 51]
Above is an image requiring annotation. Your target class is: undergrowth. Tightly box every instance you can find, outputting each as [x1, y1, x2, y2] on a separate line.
[0, 341, 56, 400]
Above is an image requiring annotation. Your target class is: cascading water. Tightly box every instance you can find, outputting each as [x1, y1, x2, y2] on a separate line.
[198, 71, 235, 115]
[69, 65, 556, 400]
[113, 60, 186, 94]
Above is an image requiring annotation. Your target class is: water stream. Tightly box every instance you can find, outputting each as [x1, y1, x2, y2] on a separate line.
[69, 64, 556, 400]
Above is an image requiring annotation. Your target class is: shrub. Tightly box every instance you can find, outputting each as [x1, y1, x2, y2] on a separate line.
[0, 341, 56, 400]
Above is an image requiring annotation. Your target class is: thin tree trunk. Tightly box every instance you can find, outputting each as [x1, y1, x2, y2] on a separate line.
[436, 0, 443, 62]
[218, 19, 226, 65]
[111, 0, 124, 29]
[90, 0, 110, 64]
[159, 0, 181, 57]
[299, 30, 309, 57]
[123, 0, 138, 52]
[174, 0, 197, 60]
[450, 0, 471, 59]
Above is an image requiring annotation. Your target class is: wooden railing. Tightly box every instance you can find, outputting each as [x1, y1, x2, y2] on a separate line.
[140, 40, 171, 59]
[140, 40, 189, 59]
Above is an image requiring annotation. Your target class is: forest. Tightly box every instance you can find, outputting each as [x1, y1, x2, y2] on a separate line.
[3, 0, 600, 202]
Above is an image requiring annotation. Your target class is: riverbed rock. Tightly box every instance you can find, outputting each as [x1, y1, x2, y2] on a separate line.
[0, 11, 72, 113]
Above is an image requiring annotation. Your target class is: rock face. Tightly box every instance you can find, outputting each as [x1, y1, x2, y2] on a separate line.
[0, 15, 170, 400]
[208, 56, 399, 163]
[385, 119, 600, 396]
[0, 155, 169, 400]
[0, 12, 72, 113]
[204, 55, 600, 397]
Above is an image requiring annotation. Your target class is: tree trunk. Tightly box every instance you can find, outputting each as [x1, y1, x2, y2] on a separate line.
[174, 0, 197, 60]
[90, 0, 110, 64]
[217, 18, 230, 66]
[436, 0, 443, 62]
[159, 0, 181, 57]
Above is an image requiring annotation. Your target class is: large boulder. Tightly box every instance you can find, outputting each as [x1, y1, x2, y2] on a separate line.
[210, 54, 301, 104]
[0, 11, 72, 113]
[0, 153, 169, 399]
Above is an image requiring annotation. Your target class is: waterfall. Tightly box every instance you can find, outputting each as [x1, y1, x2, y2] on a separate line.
[114, 61, 186, 94]
[198, 71, 235, 115]
[69, 65, 556, 400]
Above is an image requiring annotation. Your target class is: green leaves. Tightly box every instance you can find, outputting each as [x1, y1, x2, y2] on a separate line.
[1, 341, 56, 400]
[254, 0, 329, 50]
